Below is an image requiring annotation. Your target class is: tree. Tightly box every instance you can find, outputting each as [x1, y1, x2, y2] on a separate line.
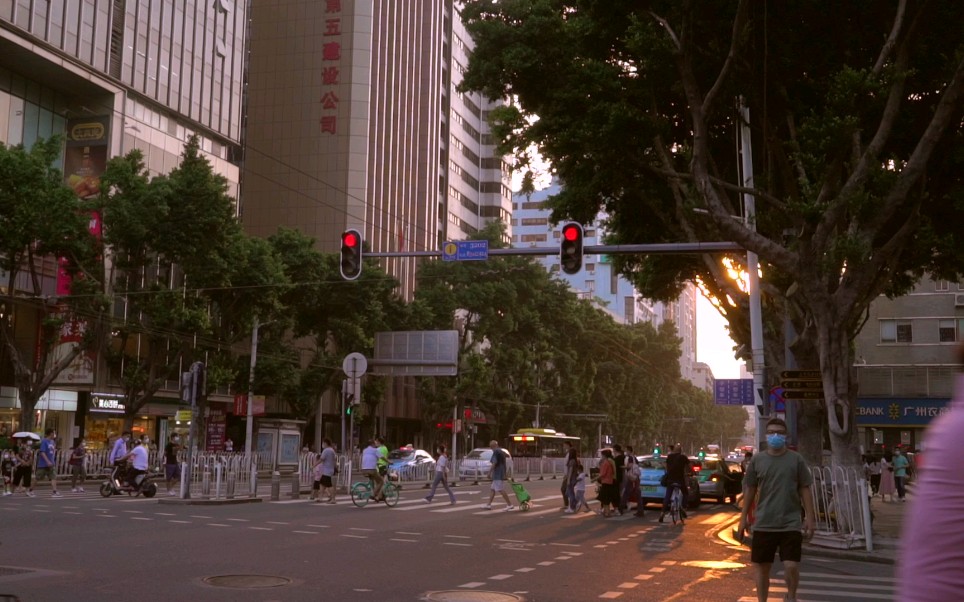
[98, 138, 286, 430]
[0, 138, 103, 431]
[459, 1, 964, 472]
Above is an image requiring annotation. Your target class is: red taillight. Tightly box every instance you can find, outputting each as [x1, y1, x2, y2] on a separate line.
[691, 465, 700, 472]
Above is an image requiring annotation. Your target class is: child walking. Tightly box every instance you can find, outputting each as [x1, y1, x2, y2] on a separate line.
[572, 463, 592, 512]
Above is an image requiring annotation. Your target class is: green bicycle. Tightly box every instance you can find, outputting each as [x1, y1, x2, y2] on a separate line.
[350, 473, 400, 508]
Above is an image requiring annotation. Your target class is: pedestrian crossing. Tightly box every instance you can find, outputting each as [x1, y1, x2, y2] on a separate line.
[738, 571, 896, 601]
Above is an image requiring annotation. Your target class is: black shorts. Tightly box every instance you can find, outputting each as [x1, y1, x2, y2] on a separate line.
[750, 529, 803, 564]
[312, 479, 321, 491]
[321, 475, 333, 488]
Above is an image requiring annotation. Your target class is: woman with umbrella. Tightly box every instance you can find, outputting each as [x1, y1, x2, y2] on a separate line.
[11, 432, 39, 497]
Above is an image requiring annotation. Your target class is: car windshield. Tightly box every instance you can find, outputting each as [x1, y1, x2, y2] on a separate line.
[638, 458, 665, 470]
[388, 450, 414, 461]
[466, 449, 490, 460]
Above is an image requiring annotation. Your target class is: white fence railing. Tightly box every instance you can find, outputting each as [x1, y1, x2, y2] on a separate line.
[808, 464, 874, 551]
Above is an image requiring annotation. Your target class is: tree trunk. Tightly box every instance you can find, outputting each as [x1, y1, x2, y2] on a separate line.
[19, 393, 38, 433]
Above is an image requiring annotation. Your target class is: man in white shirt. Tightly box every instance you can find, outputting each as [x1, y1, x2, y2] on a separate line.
[120, 438, 150, 491]
[361, 440, 384, 501]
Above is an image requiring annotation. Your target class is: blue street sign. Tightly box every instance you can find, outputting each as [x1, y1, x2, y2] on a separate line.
[714, 379, 755, 406]
[442, 240, 488, 262]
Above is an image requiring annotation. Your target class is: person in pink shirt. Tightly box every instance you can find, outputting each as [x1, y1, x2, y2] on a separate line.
[897, 344, 964, 600]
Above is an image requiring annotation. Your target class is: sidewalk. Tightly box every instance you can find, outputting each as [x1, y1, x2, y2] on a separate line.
[804, 493, 906, 565]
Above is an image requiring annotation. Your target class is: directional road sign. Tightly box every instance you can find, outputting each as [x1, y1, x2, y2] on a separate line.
[714, 379, 755, 406]
[442, 240, 489, 262]
[782, 390, 825, 400]
[780, 380, 823, 390]
[780, 370, 820, 380]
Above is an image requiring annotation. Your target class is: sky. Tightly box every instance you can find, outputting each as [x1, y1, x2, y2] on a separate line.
[696, 292, 744, 379]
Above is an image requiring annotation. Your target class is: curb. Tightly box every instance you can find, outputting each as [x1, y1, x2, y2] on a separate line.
[157, 497, 263, 506]
[802, 543, 895, 566]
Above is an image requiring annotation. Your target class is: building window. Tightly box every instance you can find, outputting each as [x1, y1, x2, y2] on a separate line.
[939, 319, 957, 342]
[585, 263, 595, 273]
[935, 280, 949, 291]
[521, 217, 548, 226]
[880, 319, 913, 343]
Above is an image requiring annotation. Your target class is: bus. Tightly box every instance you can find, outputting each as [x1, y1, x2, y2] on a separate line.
[507, 428, 580, 478]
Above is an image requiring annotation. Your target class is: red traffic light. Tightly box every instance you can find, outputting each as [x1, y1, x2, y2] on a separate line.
[342, 231, 359, 247]
[563, 224, 580, 242]
[340, 228, 363, 280]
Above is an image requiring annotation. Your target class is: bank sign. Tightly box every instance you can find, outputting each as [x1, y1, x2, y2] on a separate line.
[857, 398, 950, 427]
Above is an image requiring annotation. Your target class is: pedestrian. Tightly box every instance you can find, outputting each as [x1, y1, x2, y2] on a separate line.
[1, 448, 15, 495]
[309, 452, 324, 501]
[0, 426, 9, 451]
[68, 438, 87, 493]
[571, 462, 592, 512]
[483, 440, 514, 511]
[224, 438, 233, 453]
[737, 418, 815, 602]
[741, 450, 753, 473]
[896, 342, 964, 601]
[12, 439, 35, 497]
[594, 448, 617, 517]
[163, 433, 182, 496]
[36, 428, 61, 498]
[621, 445, 641, 514]
[318, 438, 337, 504]
[879, 453, 896, 502]
[562, 440, 578, 511]
[424, 444, 456, 505]
[868, 455, 881, 496]
[892, 448, 909, 502]
[612, 444, 627, 514]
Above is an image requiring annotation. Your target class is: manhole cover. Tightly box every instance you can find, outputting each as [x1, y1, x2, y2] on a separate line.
[424, 592, 524, 602]
[202, 575, 291, 589]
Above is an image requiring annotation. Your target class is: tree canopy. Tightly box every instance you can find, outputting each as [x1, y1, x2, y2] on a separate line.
[459, 0, 964, 466]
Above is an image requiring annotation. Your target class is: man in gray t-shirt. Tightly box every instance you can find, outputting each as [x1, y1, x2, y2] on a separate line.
[318, 438, 337, 504]
[738, 418, 815, 602]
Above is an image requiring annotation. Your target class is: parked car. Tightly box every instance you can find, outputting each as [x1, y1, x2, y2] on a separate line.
[636, 454, 701, 510]
[458, 447, 512, 481]
[387, 447, 435, 481]
[691, 456, 744, 504]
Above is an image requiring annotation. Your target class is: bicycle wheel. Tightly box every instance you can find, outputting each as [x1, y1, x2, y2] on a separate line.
[350, 482, 371, 508]
[383, 483, 399, 507]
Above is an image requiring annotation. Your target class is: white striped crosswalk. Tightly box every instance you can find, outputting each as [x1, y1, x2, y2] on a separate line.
[738, 571, 896, 601]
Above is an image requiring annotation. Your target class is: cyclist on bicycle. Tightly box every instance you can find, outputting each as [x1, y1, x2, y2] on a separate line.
[361, 439, 385, 502]
[659, 444, 690, 522]
[375, 436, 390, 482]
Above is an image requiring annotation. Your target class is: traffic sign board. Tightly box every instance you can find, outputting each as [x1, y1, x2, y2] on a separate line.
[779, 380, 823, 390]
[782, 390, 825, 400]
[780, 370, 820, 380]
[442, 240, 489, 261]
[714, 379, 755, 406]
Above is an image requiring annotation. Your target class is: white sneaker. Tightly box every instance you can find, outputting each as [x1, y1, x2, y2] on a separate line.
[564, 508, 574, 514]
[70, 488, 78, 493]
[78, 487, 84, 493]
[482, 504, 492, 510]
[503, 505, 515, 512]
[26, 491, 35, 497]
[168, 491, 177, 496]
[2, 492, 11, 496]
[52, 492, 62, 498]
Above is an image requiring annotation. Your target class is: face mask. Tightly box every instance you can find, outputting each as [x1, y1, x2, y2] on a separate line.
[766, 433, 787, 449]
[173, 436, 180, 442]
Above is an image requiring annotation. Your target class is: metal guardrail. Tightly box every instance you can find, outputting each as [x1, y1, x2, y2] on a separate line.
[808, 465, 873, 551]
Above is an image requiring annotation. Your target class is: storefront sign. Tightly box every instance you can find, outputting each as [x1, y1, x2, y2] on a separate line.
[175, 409, 192, 422]
[856, 398, 951, 427]
[206, 408, 226, 451]
[90, 394, 126, 414]
[233, 394, 266, 416]
[319, 0, 343, 134]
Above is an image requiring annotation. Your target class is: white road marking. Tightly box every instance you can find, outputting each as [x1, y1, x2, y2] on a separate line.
[292, 530, 318, 534]
[516, 568, 535, 573]
[459, 582, 486, 589]
[634, 574, 653, 581]
[538, 561, 555, 566]
[341, 534, 368, 539]
[618, 583, 639, 589]
[488, 574, 513, 580]
[249, 526, 272, 530]
[169, 520, 191, 524]
[131, 517, 153, 521]
[599, 592, 623, 599]
[207, 523, 230, 527]
[390, 538, 417, 542]
[396, 531, 421, 535]
[226, 518, 249, 522]
[445, 534, 471, 539]
[444, 542, 472, 547]
[649, 567, 666, 573]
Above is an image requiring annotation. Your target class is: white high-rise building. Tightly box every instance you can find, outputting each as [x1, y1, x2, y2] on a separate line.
[511, 180, 699, 384]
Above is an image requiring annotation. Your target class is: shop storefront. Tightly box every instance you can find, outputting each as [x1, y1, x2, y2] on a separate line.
[0, 385, 77, 440]
[857, 397, 950, 453]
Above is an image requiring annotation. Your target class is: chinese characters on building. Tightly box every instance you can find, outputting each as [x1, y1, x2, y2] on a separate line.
[320, 0, 343, 134]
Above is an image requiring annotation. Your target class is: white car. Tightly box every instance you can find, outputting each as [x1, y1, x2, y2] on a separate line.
[458, 447, 512, 481]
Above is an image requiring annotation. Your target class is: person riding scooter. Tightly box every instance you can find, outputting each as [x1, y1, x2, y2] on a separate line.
[118, 437, 150, 491]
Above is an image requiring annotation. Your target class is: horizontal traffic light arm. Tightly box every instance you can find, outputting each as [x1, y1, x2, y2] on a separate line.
[364, 242, 743, 258]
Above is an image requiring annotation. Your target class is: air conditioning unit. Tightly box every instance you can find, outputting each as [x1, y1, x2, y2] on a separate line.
[956, 293, 964, 307]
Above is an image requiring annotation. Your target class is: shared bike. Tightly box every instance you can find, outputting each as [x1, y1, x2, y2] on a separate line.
[350, 472, 399, 508]
[668, 482, 685, 525]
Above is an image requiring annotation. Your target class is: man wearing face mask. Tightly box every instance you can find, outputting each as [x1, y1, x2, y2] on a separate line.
[737, 418, 815, 602]
[108, 431, 132, 486]
[164, 433, 182, 496]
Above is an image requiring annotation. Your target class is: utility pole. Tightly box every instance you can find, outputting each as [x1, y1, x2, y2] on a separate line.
[183, 361, 204, 500]
[245, 317, 260, 458]
[739, 98, 767, 452]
